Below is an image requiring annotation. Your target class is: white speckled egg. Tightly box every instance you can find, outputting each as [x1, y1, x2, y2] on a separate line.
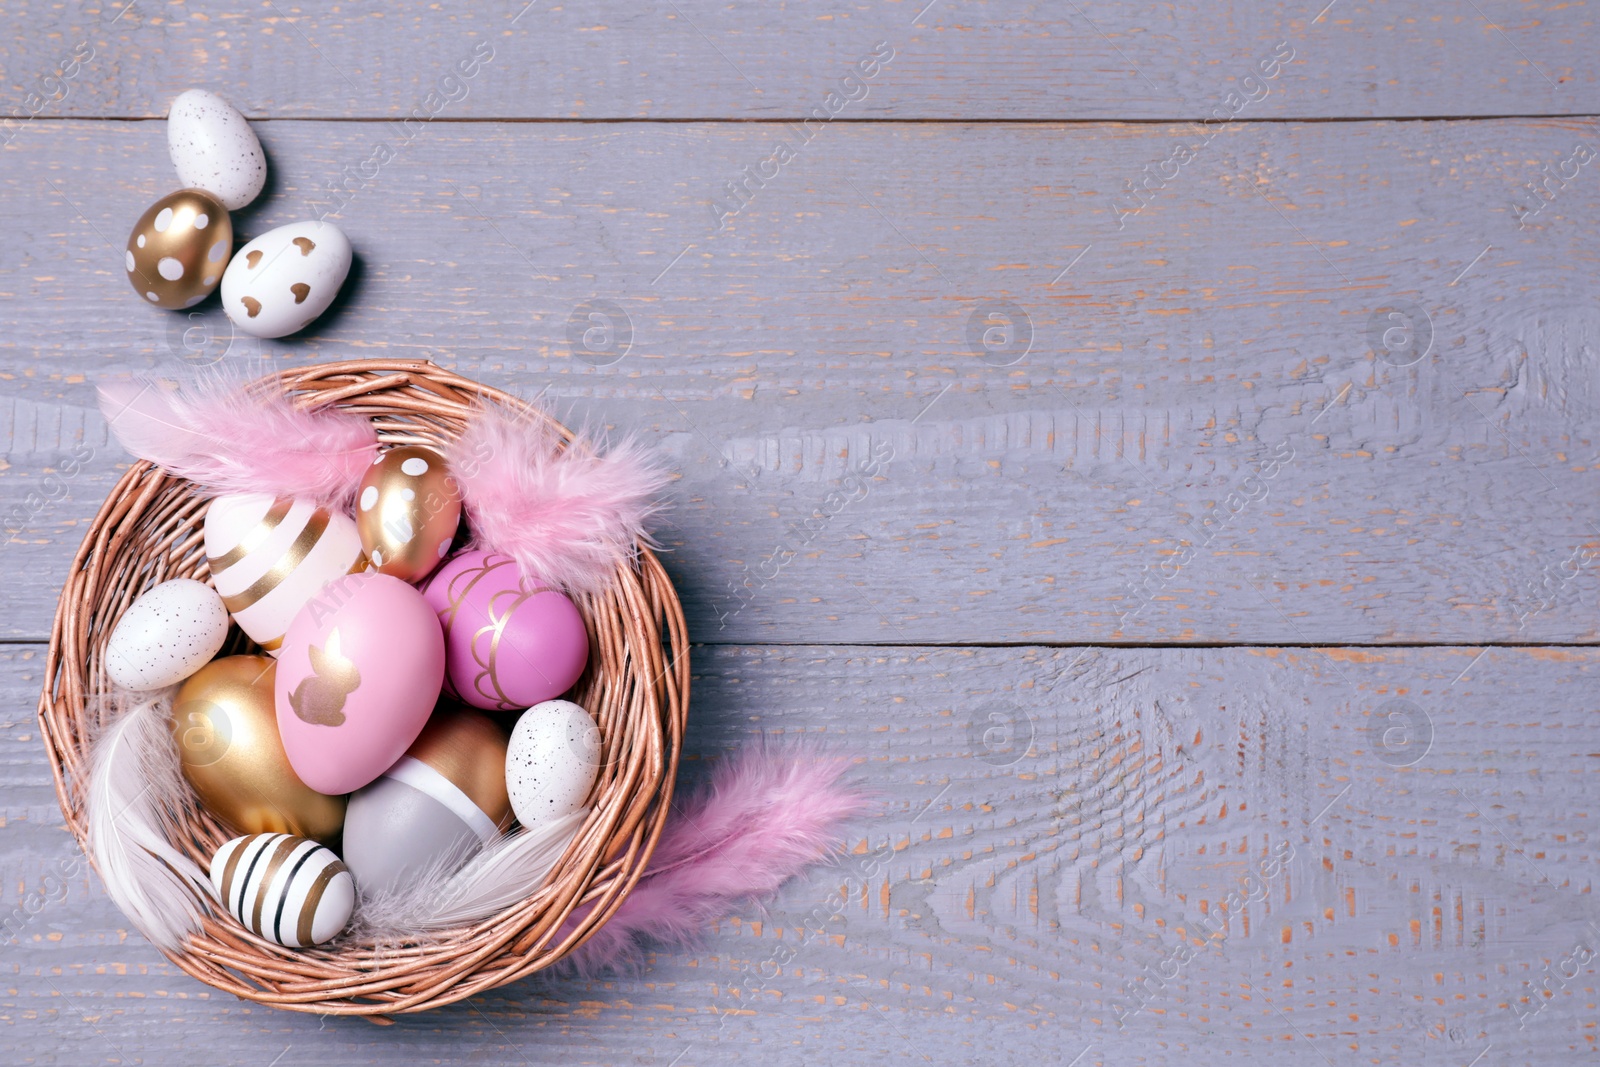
[505, 700, 601, 826]
[167, 89, 266, 211]
[104, 578, 230, 691]
[210, 833, 353, 947]
[221, 221, 352, 338]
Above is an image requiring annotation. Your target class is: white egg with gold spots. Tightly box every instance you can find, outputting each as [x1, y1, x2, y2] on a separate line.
[355, 446, 462, 584]
[204, 493, 364, 654]
[221, 220, 352, 338]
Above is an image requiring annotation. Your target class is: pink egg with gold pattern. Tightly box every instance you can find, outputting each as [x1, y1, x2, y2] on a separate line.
[420, 551, 589, 712]
[274, 571, 445, 795]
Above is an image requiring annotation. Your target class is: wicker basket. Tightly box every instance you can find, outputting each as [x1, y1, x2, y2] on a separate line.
[35, 359, 689, 1019]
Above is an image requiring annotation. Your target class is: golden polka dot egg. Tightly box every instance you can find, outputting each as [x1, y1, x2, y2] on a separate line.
[356, 446, 462, 584]
[125, 188, 232, 308]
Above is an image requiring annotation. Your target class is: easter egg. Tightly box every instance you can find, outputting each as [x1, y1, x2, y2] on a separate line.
[355, 446, 461, 584]
[210, 833, 353, 947]
[274, 571, 446, 795]
[166, 89, 266, 210]
[421, 552, 589, 712]
[221, 220, 352, 338]
[171, 656, 346, 845]
[204, 493, 365, 654]
[103, 578, 229, 691]
[505, 700, 601, 826]
[125, 188, 232, 309]
[343, 707, 511, 898]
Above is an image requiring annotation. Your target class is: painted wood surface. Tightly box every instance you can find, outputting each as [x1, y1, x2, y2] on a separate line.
[1, 119, 1597, 644]
[2, 0, 1597, 120]
[4, 2, 1599, 1063]
[5, 643, 1599, 1065]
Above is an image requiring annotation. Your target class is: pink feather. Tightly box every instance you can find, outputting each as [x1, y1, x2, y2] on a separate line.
[97, 377, 377, 506]
[555, 747, 870, 977]
[445, 403, 669, 597]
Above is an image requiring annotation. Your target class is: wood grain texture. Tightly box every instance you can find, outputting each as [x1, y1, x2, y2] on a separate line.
[4, 4, 1597, 1061]
[5, 643, 1598, 1065]
[1, 1, 1597, 121]
[1, 119, 1596, 643]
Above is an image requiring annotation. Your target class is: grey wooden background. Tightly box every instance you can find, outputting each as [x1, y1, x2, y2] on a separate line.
[3, 2, 1599, 1065]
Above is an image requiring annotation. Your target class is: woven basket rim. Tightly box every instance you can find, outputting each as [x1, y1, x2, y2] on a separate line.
[35, 359, 689, 1018]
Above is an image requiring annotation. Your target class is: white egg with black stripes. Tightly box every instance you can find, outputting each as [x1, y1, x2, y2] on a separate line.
[209, 832, 354, 947]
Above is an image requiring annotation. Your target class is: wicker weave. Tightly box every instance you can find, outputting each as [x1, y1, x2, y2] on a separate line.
[36, 360, 689, 1019]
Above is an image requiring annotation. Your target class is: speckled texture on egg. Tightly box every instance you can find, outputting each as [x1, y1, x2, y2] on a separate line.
[167, 89, 267, 211]
[505, 700, 601, 827]
[220, 220, 352, 338]
[104, 578, 231, 691]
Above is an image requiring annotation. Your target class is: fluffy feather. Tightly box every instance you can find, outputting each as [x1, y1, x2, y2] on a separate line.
[556, 747, 869, 976]
[353, 810, 587, 940]
[97, 376, 378, 507]
[83, 691, 214, 951]
[445, 403, 669, 596]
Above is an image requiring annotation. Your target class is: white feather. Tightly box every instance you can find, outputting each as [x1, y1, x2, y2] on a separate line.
[83, 691, 214, 950]
[354, 810, 586, 939]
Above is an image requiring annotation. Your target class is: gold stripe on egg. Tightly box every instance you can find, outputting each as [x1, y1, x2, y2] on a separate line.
[217, 836, 251, 906]
[478, 588, 544, 709]
[231, 834, 277, 915]
[207, 498, 295, 576]
[222, 510, 331, 614]
[297, 859, 348, 947]
[250, 835, 301, 936]
[271, 842, 321, 945]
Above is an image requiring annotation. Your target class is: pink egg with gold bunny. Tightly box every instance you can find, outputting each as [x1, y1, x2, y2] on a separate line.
[274, 571, 445, 794]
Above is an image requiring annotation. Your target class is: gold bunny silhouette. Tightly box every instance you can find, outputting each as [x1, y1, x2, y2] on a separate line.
[288, 629, 361, 727]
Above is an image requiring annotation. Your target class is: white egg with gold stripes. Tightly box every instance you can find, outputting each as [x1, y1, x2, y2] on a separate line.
[204, 493, 364, 654]
[209, 832, 354, 947]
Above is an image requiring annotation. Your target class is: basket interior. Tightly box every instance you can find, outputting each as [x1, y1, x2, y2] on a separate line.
[37, 361, 689, 1017]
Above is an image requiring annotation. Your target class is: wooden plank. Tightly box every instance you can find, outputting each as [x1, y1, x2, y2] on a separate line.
[4, 643, 1598, 1063]
[1, 118, 1597, 644]
[1, 1, 1597, 123]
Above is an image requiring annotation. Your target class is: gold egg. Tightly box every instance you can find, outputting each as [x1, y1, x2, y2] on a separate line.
[355, 446, 462, 584]
[125, 188, 233, 309]
[170, 655, 346, 844]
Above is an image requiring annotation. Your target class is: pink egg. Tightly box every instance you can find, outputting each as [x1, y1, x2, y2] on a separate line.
[275, 571, 445, 794]
[420, 551, 589, 712]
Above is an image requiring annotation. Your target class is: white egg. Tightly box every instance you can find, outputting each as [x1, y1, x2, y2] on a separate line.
[104, 578, 229, 692]
[204, 493, 365, 654]
[221, 221, 352, 339]
[210, 833, 353, 947]
[167, 89, 266, 211]
[505, 700, 601, 826]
